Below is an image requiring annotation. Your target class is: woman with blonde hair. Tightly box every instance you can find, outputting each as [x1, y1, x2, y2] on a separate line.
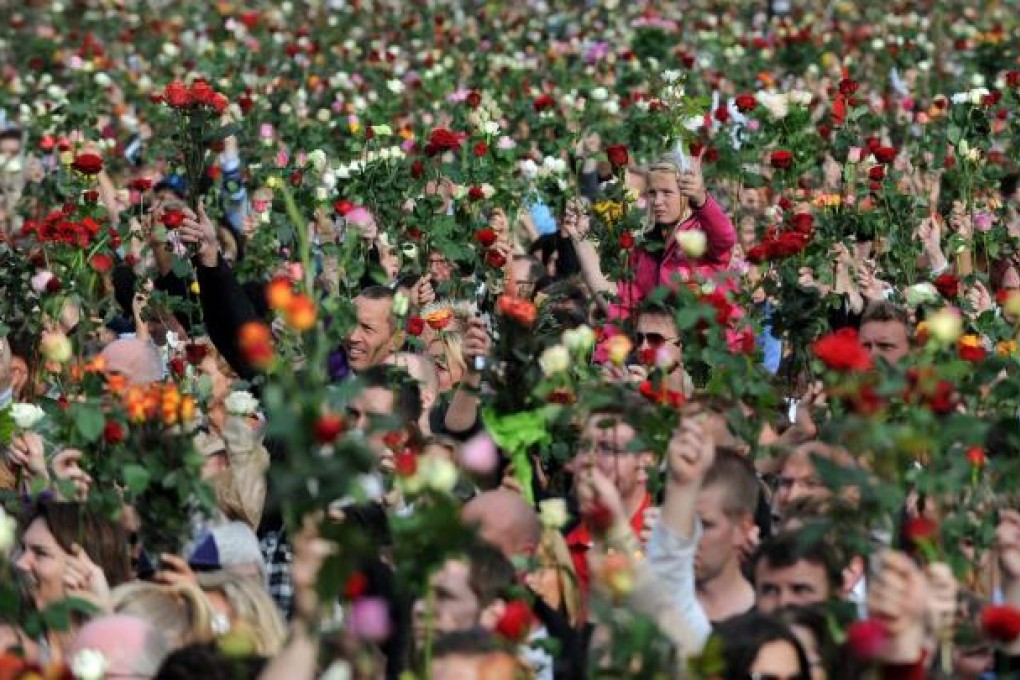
[195, 570, 286, 655]
[566, 151, 737, 317]
[110, 581, 217, 651]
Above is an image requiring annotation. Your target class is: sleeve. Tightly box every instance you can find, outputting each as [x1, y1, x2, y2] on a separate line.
[195, 259, 261, 380]
[220, 152, 248, 234]
[643, 518, 713, 650]
[694, 193, 737, 262]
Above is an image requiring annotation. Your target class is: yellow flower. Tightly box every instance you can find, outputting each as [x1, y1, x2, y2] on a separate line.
[593, 200, 624, 225]
[190, 281, 200, 295]
[349, 120, 362, 134]
[997, 340, 1018, 357]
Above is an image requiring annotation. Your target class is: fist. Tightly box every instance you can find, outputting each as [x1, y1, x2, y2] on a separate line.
[666, 417, 714, 487]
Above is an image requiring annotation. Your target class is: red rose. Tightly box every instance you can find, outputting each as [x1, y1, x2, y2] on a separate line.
[586, 502, 614, 534]
[190, 80, 216, 106]
[746, 244, 768, 264]
[210, 93, 229, 114]
[406, 316, 425, 337]
[957, 336, 987, 362]
[966, 445, 986, 468]
[169, 356, 186, 379]
[161, 209, 185, 229]
[392, 449, 417, 477]
[82, 189, 99, 204]
[410, 160, 425, 178]
[734, 94, 757, 112]
[184, 342, 209, 366]
[873, 146, 897, 164]
[770, 149, 793, 169]
[314, 413, 346, 444]
[619, 232, 635, 249]
[129, 177, 153, 191]
[532, 94, 555, 112]
[71, 153, 104, 175]
[933, 273, 960, 299]
[465, 90, 482, 109]
[473, 140, 488, 157]
[713, 106, 730, 124]
[846, 619, 887, 660]
[868, 166, 885, 181]
[468, 186, 485, 201]
[606, 144, 629, 169]
[903, 516, 939, 546]
[103, 420, 126, 445]
[89, 253, 113, 273]
[474, 228, 497, 248]
[811, 328, 873, 372]
[424, 127, 464, 156]
[485, 249, 507, 268]
[344, 572, 368, 600]
[838, 78, 859, 96]
[495, 600, 534, 643]
[865, 136, 881, 154]
[982, 605, 1020, 643]
[1008, 71, 1020, 88]
[163, 80, 192, 108]
[767, 232, 809, 259]
[790, 212, 814, 234]
[334, 200, 355, 216]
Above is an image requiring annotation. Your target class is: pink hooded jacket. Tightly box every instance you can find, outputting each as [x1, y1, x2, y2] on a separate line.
[610, 193, 737, 319]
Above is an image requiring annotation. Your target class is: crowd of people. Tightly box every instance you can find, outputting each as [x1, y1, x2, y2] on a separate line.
[4, 0, 1020, 678]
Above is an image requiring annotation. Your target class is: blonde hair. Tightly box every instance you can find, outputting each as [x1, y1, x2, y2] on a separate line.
[434, 332, 467, 380]
[195, 570, 286, 655]
[110, 582, 216, 650]
[538, 529, 581, 628]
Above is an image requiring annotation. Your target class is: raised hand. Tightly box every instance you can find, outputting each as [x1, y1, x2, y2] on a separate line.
[177, 201, 219, 268]
[677, 156, 707, 209]
[666, 417, 715, 488]
[867, 550, 927, 664]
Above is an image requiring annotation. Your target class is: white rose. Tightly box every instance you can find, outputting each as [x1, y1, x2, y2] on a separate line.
[562, 325, 596, 355]
[315, 187, 329, 202]
[756, 91, 789, 119]
[94, 72, 112, 88]
[539, 498, 569, 529]
[224, 390, 259, 416]
[307, 149, 327, 171]
[421, 456, 458, 493]
[4, 158, 21, 174]
[539, 344, 571, 376]
[926, 307, 962, 344]
[676, 229, 708, 258]
[386, 79, 405, 94]
[71, 648, 108, 680]
[11, 403, 45, 430]
[603, 100, 620, 115]
[590, 86, 608, 101]
[519, 159, 539, 178]
[337, 164, 351, 179]
[378, 147, 393, 161]
[322, 170, 337, 189]
[0, 508, 14, 553]
[480, 183, 495, 199]
[481, 120, 500, 136]
[662, 69, 683, 84]
[316, 108, 331, 123]
[904, 283, 939, 308]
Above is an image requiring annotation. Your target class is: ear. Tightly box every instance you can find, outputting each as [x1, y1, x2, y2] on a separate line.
[479, 597, 506, 632]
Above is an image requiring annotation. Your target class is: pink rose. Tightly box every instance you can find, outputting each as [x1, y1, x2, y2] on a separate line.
[459, 434, 498, 475]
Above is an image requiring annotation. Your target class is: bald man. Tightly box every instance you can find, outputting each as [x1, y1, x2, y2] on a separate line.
[462, 489, 542, 559]
[69, 615, 170, 678]
[100, 338, 163, 385]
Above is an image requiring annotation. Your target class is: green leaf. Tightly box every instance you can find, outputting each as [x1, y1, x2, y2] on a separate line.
[201, 122, 243, 143]
[123, 464, 151, 494]
[74, 404, 105, 443]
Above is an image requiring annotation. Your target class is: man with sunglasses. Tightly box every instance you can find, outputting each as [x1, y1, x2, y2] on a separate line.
[632, 299, 692, 396]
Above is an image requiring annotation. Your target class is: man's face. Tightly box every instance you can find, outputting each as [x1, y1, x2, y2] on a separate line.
[738, 187, 765, 214]
[412, 558, 480, 648]
[573, 416, 649, 504]
[511, 259, 538, 301]
[0, 137, 21, 157]
[694, 485, 744, 585]
[754, 558, 831, 613]
[349, 386, 397, 470]
[429, 252, 454, 283]
[859, 319, 910, 366]
[634, 312, 682, 370]
[772, 449, 827, 520]
[347, 295, 395, 372]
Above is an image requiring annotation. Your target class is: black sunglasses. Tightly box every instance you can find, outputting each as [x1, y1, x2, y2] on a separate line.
[634, 332, 678, 348]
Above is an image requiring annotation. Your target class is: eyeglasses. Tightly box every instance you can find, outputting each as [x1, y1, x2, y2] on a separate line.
[634, 332, 678, 348]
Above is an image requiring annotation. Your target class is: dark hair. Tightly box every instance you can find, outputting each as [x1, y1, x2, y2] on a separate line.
[465, 543, 516, 607]
[538, 278, 590, 329]
[356, 285, 398, 331]
[703, 449, 760, 519]
[752, 531, 844, 594]
[20, 501, 132, 588]
[155, 642, 266, 680]
[860, 300, 909, 328]
[358, 365, 423, 426]
[713, 611, 811, 680]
